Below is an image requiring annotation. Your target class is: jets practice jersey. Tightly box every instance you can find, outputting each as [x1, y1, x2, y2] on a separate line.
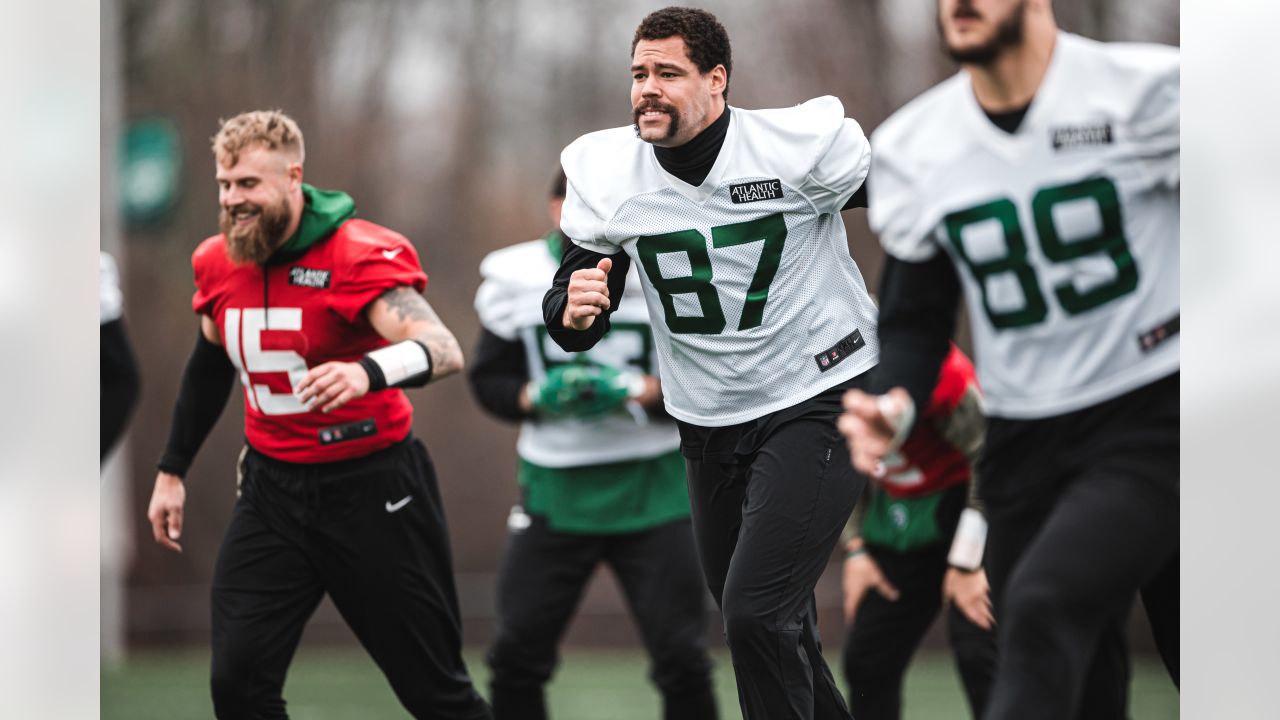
[560, 96, 879, 426]
[476, 238, 679, 467]
[869, 33, 1179, 419]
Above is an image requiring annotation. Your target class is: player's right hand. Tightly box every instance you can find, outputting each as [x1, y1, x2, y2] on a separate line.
[147, 471, 186, 553]
[839, 387, 912, 476]
[842, 542, 900, 624]
[562, 258, 612, 330]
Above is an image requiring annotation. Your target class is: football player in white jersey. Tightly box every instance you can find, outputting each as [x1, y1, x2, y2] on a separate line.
[470, 170, 717, 720]
[837, 1, 1178, 718]
[540, 7, 876, 719]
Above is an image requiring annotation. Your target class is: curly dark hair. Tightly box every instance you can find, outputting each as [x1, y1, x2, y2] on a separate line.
[632, 7, 733, 100]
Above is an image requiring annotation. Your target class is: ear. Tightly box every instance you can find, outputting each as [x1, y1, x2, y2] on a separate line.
[708, 64, 728, 100]
[287, 162, 304, 190]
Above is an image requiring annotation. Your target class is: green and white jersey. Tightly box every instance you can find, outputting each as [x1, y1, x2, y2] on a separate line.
[476, 237, 679, 468]
[869, 33, 1179, 419]
[560, 96, 878, 426]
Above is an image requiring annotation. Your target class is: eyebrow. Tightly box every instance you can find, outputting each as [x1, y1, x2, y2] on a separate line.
[630, 62, 686, 73]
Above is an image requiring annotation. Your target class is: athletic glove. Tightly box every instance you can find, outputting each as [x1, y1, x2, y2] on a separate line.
[530, 364, 635, 419]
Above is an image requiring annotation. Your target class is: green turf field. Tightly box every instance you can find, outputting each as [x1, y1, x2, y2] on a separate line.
[101, 645, 1178, 719]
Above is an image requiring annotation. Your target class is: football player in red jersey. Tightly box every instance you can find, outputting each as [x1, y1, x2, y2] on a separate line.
[145, 110, 492, 720]
[838, 346, 996, 719]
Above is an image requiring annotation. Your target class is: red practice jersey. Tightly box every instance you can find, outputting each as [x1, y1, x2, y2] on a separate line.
[192, 220, 427, 463]
[876, 345, 983, 498]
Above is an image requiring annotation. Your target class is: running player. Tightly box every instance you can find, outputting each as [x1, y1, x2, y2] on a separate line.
[838, 1, 1179, 717]
[544, 7, 877, 718]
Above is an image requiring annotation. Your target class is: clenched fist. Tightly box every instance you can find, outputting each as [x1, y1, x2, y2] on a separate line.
[562, 258, 613, 330]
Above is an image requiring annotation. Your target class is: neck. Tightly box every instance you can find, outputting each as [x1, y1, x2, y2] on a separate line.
[966, 22, 1057, 112]
[282, 187, 305, 240]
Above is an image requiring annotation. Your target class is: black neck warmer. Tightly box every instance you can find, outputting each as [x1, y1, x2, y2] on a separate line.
[653, 106, 731, 187]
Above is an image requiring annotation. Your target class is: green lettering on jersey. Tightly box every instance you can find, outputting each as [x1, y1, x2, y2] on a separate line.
[944, 176, 1139, 330]
[637, 213, 788, 335]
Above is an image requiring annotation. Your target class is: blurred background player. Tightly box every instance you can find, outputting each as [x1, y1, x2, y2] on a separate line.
[470, 169, 717, 720]
[544, 7, 878, 718]
[838, 345, 995, 719]
[144, 110, 491, 720]
[101, 251, 140, 460]
[839, 1, 1179, 718]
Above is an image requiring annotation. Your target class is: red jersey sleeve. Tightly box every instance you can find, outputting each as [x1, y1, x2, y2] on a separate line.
[922, 345, 979, 420]
[191, 235, 228, 316]
[329, 220, 429, 323]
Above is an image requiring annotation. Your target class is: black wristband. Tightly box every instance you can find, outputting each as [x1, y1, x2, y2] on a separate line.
[359, 356, 388, 392]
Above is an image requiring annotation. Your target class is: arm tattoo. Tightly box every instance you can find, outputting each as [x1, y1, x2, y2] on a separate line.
[375, 286, 464, 381]
[379, 286, 437, 324]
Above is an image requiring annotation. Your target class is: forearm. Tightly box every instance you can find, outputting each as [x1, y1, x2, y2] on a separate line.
[368, 286, 464, 385]
[873, 254, 962, 413]
[543, 239, 628, 352]
[467, 329, 533, 422]
[157, 330, 236, 477]
[101, 319, 141, 458]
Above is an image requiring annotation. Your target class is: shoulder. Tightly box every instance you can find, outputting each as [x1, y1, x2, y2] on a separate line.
[191, 234, 234, 283]
[329, 218, 421, 265]
[561, 126, 663, 220]
[1059, 34, 1178, 121]
[739, 95, 847, 142]
[479, 239, 554, 286]
[738, 97, 858, 176]
[475, 238, 552, 336]
[871, 73, 970, 176]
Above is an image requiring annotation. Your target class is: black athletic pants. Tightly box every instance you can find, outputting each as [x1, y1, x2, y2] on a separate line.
[980, 373, 1179, 720]
[210, 437, 491, 720]
[486, 514, 716, 720]
[681, 378, 867, 720]
[842, 486, 997, 720]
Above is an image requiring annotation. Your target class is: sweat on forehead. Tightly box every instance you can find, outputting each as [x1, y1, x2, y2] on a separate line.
[212, 110, 306, 167]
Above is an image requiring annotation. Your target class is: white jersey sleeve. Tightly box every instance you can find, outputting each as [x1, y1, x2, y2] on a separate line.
[1113, 43, 1179, 189]
[475, 242, 550, 341]
[100, 252, 123, 324]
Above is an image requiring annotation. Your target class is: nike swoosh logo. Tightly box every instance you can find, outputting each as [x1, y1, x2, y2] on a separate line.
[385, 496, 412, 513]
[382, 248, 403, 260]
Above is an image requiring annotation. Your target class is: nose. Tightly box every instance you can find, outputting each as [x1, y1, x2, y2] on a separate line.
[221, 186, 241, 208]
[639, 74, 661, 98]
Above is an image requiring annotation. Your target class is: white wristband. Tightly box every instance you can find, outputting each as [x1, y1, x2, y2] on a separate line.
[948, 508, 988, 571]
[365, 340, 432, 389]
[877, 393, 917, 452]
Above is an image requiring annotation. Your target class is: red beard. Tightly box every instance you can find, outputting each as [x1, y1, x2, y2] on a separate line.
[220, 197, 292, 265]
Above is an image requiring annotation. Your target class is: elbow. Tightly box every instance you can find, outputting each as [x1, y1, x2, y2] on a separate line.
[433, 338, 466, 380]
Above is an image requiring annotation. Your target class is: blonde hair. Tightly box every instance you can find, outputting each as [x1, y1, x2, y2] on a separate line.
[211, 109, 305, 167]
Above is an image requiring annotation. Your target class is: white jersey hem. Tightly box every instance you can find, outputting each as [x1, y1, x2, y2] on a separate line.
[664, 354, 877, 428]
[516, 438, 682, 469]
[985, 353, 1179, 419]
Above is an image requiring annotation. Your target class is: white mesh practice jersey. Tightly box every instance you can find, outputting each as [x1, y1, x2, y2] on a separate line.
[476, 238, 679, 467]
[869, 33, 1179, 419]
[560, 96, 879, 426]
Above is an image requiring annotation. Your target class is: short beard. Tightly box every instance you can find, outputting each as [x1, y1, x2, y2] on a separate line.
[942, 0, 1026, 66]
[220, 197, 292, 265]
[632, 101, 681, 144]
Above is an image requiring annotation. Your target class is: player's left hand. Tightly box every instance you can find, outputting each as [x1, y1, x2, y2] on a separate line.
[294, 361, 370, 413]
[943, 567, 994, 631]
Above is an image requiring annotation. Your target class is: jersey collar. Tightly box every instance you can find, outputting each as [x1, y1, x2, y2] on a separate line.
[648, 107, 738, 205]
[958, 31, 1073, 161]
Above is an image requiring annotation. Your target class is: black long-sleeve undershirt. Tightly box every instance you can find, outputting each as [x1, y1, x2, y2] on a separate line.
[542, 242, 632, 353]
[157, 330, 236, 477]
[872, 253, 964, 414]
[101, 319, 140, 459]
[467, 328, 532, 423]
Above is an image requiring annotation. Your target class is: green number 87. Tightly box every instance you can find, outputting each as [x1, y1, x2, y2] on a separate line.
[636, 213, 788, 335]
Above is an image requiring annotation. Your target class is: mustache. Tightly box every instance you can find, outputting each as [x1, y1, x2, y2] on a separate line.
[633, 101, 677, 117]
[953, 2, 981, 20]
